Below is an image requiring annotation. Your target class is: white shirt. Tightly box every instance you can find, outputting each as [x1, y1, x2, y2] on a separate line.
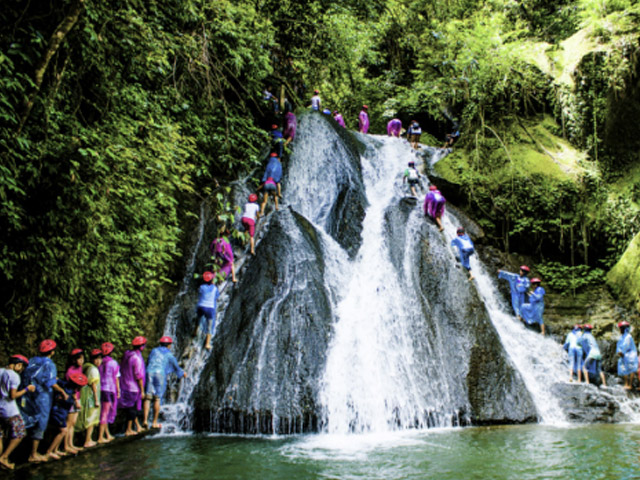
[242, 202, 260, 222]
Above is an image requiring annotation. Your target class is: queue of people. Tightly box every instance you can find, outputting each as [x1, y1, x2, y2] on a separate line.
[498, 266, 546, 335]
[0, 337, 186, 469]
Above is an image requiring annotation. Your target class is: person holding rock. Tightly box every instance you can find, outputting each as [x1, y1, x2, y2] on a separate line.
[424, 185, 446, 231]
[581, 324, 606, 386]
[451, 227, 475, 281]
[563, 324, 583, 382]
[616, 321, 638, 390]
[497, 265, 530, 320]
[520, 278, 546, 335]
[197, 271, 221, 350]
[210, 233, 237, 283]
[387, 118, 402, 137]
[241, 194, 260, 256]
[403, 160, 421, 198]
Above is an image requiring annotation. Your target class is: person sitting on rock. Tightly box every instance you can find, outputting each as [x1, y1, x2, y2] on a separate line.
[451, 227, 474, 281]
[387, 118, 402, 137]
[197, 271, 221, 351]
[424, 185, 446, 231]
[581, 324, 606, 387]
[563, 324, 583, 382]
[403, 161, 421, 198]
[497, 265, 530, 320]
[520, 278, 546, 335]
[241, 194, 260, 256]
[616, 321, 638, 390]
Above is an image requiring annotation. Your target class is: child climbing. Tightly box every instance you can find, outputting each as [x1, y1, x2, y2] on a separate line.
[197, 271, 221, 350]
[241, 194, 260, 256]
[271, 125, 285, 158]
[520, 278, 546, 335]
[407, 120, 422, 149]
[284, 108, 297, 146]
[563, 325, 583, 382]
[451, 227, 475, 281]
[210, 233, 238, 283]
[424, 185, 446, 231]
[497, 265, 530, 319]
[403, 161, 421, 198]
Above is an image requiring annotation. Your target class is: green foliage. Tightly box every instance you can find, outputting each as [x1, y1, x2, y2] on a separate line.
[536, 261, 606, 293]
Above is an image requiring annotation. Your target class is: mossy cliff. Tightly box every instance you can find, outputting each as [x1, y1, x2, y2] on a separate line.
[607, 232, 640, 314]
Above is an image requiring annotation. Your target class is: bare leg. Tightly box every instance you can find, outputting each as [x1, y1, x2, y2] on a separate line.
[29, 439, 47, 463]
[600, 372, 607, 387]
[65, 412, 80, 453]
[435, 217, 444, 232]
[583, 367, 590, 384]
[250, 236, 255, 255]
[46, 429, 67, 460]
[142, 399, 151, 427]
[468, 270, 475, 281]
[205, 334, 212, 350]
[274, 193, 279, 211]
[98, 423, 110, 444]
[0, 437, 24, 469]
[231, 263, 237, 283]
[260, 194, 269, 216]
[125, 420, 137, 436]
[134, 417, 143, 432]
[277, 183, 282, 198]
[541, 324, 546, 335]
[151, 399, 162, 428]
[84, 425, 96, 448]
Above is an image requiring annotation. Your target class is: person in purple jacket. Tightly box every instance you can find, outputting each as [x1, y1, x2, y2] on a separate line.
[358, 105, 369, 134]
[210, 234, 237, 283]
[333, 111, 346, 128]
[424, 185, 446, 232]
[119, 336, 146, 436]
[387, 118, 402, 137]
[98, 342, 119, 444]
[284, 108, 297, 146]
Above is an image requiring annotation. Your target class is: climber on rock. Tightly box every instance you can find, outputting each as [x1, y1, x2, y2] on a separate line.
[563, 324, 583, 382]
[333, 111, 346, 128]
[443, 123, 460, 148]
[581, 324, 606, 386]
[387, 118, 402, 137]
[284, 107, 297, 146]
[310, 90, 321, 111]
[241, 194, 260, 256]
[451, 227, 474, 281]
[407, 120, 422, 149]
[424, 185, 446, 231]
[520, 278, 546, 335]
[616, 321, 638, 390]
[270, 125, 285, 158]
[497, 265, 530, 319]
[197, 271, 220, 351]
[403, 160, 421, 198]
[358, 105, 369, 134]
[210, 232, 237, 283]
[262, 152, 282, 199]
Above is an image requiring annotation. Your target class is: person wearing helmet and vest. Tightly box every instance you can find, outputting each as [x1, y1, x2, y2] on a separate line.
[520, 278, 546, 335]
[45, 372, 87, 461]
[143, 336, 186, 429]
[358, 105, 369, 134]
[498, 265, 531, 319]
[451, 227, 475, 281]
[241, 193, 261, 255]
[387, 118, 402, 137]
[0, 354, 35, 469]
[198, 271, 221, 351]
[75, 349, 102, 448]
[424, 185, 446, 231]
[403, 160, 422, 198]
[20, 339, 68, 463]
[119, 336, 147, 436]
[563, 325, 583, 382]
[581, 324, 606, 386]
[98, 342, 119, 444]
[616, 321, 638, 390]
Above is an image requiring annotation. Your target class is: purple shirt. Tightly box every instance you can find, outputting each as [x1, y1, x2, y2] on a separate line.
[284, 112, 297, 141]
[424, 190, 446, 219]
[359, 110, 369, 134]
[119, 349, 145, 409]
[210, 238, 234, 264]
[99, 355, 120, 393]
[334, 113, 345, 128]
[387, 119, 402, 137]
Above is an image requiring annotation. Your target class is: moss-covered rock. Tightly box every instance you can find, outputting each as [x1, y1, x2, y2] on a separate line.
[607, 232, 640, 314]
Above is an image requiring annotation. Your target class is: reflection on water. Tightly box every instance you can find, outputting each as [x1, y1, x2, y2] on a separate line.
[11, 425, 640, 480]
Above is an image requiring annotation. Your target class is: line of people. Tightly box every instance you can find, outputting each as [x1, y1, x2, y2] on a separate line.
[498, 266, 546, 335]
[0, 336, 186, 469]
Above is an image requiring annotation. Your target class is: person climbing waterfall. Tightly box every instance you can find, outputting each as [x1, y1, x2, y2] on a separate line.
[333, 111, 346, 128]
[310, 90, 321, 111]
[0, 355, 35, 470]
[241, 194, 260, 256]
[358, 105, 369, 134]
[387, 118, 402, 137]
[581, 324, 607, 386]
[403, 160, 421, 198]
[616, 321, 638, 390]
[119, 336, 146, 436]
[197, 271, 221, 351]
[270, 124, 285, 158]
[443, 122, 460, 148]
[210, 233, 238, 283]
[143, 336, 186, 429]
[284, 108, 297, 146]
[424, 185, 446, 232]
[520, 278, 546, 335]
[497, 265, 531, 319]
[262, 152, 283, 199]
[263, 86, 279, 114]
[563, 324, 583, 382]
[407, 120, 422, 149]
[451, 227, 475, 281]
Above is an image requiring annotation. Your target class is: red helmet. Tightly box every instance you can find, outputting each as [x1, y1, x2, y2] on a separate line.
[583, 324, 594, 330]
[10, 354, 29, 365]
[248, 193, 258, 203]
[101, 342, 115, 355]
[456, 227, 465, 235]
[530, 278, 541, 284]
[90, 348, 103, 358]
[270, 152, 278, 157]
[618, 321, 630, 329]
[573, 324, 582, 330]
[362, 105, 368, 109]
[429, 185, 438, 191]
[520, 265, 530, 272]
[159, 336, 173, 344]
[202, 271, 214, 283]
[314, 90, 319, 94]
[271, 124, 278, 130]
[39, 339, 57, 353]
[68, 373, 88, 387]
[70, 348, 83, 356]
[132, 336, 147, 346]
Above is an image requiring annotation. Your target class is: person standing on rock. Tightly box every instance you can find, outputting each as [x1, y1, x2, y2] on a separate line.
[119, 336, 146, 436]
[358, 105, 369, 134]
[451, 227, 475, 281]
[197, 271, 221, 351]
[616, 321, 638, 390]
[407, 120, 422, 149]
[262, 152, 283, 200]
[310, 90, 321, 111]
[563, 324, 583, 382]
[424, 185, 446, 231]
[403, 160, 421, 198]
[520, 278, 546, 335]
[387, 118, 402, 137]
[241, 194, 260, 255]
[497, 265, 530, 320]
[581, 324, 606, 386]
[98, 342, 119, 444]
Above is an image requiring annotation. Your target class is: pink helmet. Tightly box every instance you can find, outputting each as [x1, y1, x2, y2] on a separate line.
[159, 336, 173, 344]
[202, 271, 215, 283]
[101, 342, 115, 355]
[270, 152, 278, 157]
[10, 354, 29, 365]
[530, 278, 541, 284]
[429, 185, 438, 191]
[132, 336, 147, 346]
[618, 321, 630, 329]
[69, 373, 88, 387]
[39, 339, 57, 353]
[249, 193, 258, 203]
[520, 265, 530, 273]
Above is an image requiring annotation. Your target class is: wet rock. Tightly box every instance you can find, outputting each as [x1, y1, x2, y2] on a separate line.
[551, 383, 640, 423]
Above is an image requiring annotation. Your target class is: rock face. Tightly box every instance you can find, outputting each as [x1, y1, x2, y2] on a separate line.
[192, 208, 333, 433]
[551, 383, 640, 423]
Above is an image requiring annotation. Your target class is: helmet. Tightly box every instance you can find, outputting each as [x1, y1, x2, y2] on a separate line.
[68, 373, 88, 387]
[408, 160, 415, 165]
[101, 342, 115, 355]
[159, 336, 173, 344]
[520, 265, 530, 273]
[39, 339, 57, 353]
[90, 348, 103, 358]
[132, 336, 147, 347]
[530, 278, 541, 284]
[456, 227, 465, 235]
[248, 193, 258, 203]
[10, 354, 29, 365]
[362, 105, 368, 109]
[270, 152, 278, 157]
[618, 321, 630, 329]
[333, 110, 338, 115]
[271, 124, 278, 130]
[314, 90, 319, 94]
[583, 324, 594, 330]
[429, 185, 438, 191]
[202, 271, 215, 283]
[573, 324, 582, 330]
[70, 348, 83, 356]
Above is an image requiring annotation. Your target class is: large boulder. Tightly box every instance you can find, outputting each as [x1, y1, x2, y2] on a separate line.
[551, 383, 640, 423]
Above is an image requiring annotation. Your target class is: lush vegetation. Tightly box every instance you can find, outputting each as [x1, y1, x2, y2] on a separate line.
[2, 0, 639, 357]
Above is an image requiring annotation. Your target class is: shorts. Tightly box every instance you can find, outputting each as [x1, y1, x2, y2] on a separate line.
[145, 372, 166, 401]
[0, 415, 26, 439]
[409, 133, 421, 143]
[198, 307, 217, 335]
[264, 183, 277, 192]
[408, 179, 419, 186]
[241, 217, 255, 237]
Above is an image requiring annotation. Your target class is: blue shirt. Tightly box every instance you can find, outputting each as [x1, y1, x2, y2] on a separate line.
[262, 157, 283, 183]
[198, 283, 220, 309]
[146, 346, 185, 377]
